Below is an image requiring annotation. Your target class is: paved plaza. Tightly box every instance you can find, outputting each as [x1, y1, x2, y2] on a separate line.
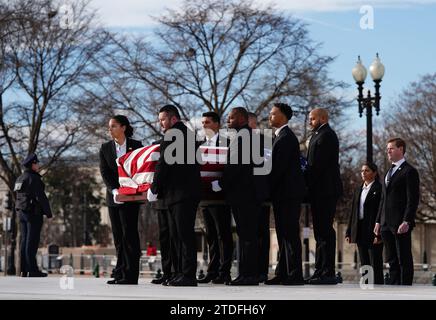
[0, 276, 435, 300]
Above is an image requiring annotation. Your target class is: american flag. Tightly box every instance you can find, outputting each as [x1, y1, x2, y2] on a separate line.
[116, 144, 228, 196]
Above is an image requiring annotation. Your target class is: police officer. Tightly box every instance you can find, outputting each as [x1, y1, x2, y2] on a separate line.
[14, 153, 52, 277]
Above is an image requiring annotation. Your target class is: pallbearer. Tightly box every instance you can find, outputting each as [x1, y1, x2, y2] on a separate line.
[99, 115, 143, 285]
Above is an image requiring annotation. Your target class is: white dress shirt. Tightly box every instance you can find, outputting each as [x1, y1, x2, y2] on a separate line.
[203, 132, 219, 146]
[115, 139, 127, 158]
[359, 181, 375, 220]
[385, 158, 406, 185]
[275, 124, 289, 137]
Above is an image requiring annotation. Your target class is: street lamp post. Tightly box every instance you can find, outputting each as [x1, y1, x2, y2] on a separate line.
[352, 53, 385, 163]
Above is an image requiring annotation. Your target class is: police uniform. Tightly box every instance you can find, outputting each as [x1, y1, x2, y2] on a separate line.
[14, 153, 52, 277]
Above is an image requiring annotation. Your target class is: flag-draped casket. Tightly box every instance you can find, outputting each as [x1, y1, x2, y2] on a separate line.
[116, 144, 228, 202]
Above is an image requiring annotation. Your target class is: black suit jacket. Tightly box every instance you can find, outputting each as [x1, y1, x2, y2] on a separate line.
[346, 180, 382, 245]
[99, 138, 143, 207]
[306, 123, 343, 198]
[150, 121, 201, 205]
[376, 161, 420, 230]
[15, 169, 53, 217]
[220, 125, 268, 205]
[270, 126, 306, 201]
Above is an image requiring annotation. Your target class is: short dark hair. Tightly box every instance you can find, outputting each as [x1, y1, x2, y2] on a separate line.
[111, 115, 134, 138]
[202, 111, 220, 124]
[247, 112, 257, 120]
[362, 161, 379, 181]
[273, 102, 293, 120]
[159, 104, 181, 120]
[387, 137, 406, 154]
[362, 162, 378, 173]
[232, 107, 249, 122]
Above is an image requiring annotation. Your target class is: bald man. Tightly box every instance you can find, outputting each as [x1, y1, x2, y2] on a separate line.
[305, 108, 343, 285]
[213, 107, 268, 285]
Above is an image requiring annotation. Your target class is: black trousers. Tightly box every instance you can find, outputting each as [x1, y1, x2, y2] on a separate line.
[19, 213, 43, 273]
[157, 208, 179, 276]
[202, 205, 234, 276]
[381, 228, 414, 285]
[357, 243, 384, 285]
[108, 203, 141, 281]
[231, 202, 261, 278]
[258, 205, 270, 277]
[168, 199, 199, 279]
[273, 198, 303, 280]
[310, 196, 338, 278]
[356, 220, 384, 285]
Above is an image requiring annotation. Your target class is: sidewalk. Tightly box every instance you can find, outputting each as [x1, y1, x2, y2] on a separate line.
[0, 276, 435, 300]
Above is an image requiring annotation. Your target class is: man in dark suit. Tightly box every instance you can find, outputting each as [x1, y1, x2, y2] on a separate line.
[305, 108, 343, 285]
[248, 112, 271, 283]
[374, 138, 420, 285]
[148, 105, 201, 287]
[346, 163, 383, 285]
[212, 107, 268, 285]
[264, 103, 306, 285]
[149, 140, 179, 286]
[197, 112, 234, 285]
[99, 115, 143, 284]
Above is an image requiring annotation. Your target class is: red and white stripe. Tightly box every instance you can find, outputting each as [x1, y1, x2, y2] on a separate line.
[117, 144, 228, 195]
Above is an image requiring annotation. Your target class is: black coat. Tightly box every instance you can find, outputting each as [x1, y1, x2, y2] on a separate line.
[220, 125, 268, 205]
[270, 126, 306, 201]
[99, 138, 143, 207]
[306, 123, 343, 198]
[346, 180, 382, 245]
[14, 169, 52, 217]
[150, 121, 201, 206]
[376, 161, 420, 229]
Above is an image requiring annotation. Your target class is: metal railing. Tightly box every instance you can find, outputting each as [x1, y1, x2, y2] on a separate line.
[29, 253, 163, 276]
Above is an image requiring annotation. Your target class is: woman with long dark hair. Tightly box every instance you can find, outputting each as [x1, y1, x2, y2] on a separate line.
[346, 162, 384, 284]
[99, 115, 143, 284]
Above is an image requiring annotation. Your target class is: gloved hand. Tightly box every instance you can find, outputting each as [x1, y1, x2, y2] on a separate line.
[211, 180, 222, 192]
[147, 188, 158, 202]
[112, 189, 123, 205]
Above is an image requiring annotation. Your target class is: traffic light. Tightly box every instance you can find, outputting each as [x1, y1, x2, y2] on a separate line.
[5, 192, 12, 210]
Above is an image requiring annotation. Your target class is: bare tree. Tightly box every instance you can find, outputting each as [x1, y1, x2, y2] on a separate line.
[92, 0, 349, 143]
[374, 73, 436, 222]
[0, 0, 111, 273]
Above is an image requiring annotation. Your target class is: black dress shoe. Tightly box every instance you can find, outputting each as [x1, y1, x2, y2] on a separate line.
[304, 272, 322, 284]
[308, 276, 338, 285]
[169, 276, 198, 287]
[21, 272, 28, 277]
[28, 271, 48, 277]
[264, 276, 282, 285]
[197, 273, 218, 284]
[164, 274, 183, 286]
[212, 274, 232, 285]
[107, 279, 138, 285]
[258, 274, 268, 283]
[229, 276, 259, 286]
[282, 277, 305, 286]
[111, 272, 122, 279]
[151, 276, 170, 285]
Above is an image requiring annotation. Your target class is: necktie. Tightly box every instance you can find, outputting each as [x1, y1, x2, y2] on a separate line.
[386, 164, 396, 185]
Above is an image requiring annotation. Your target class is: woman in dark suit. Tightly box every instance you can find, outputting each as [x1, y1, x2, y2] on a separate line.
[99, 115, 143, 284]
[346, 162, 384, 285]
